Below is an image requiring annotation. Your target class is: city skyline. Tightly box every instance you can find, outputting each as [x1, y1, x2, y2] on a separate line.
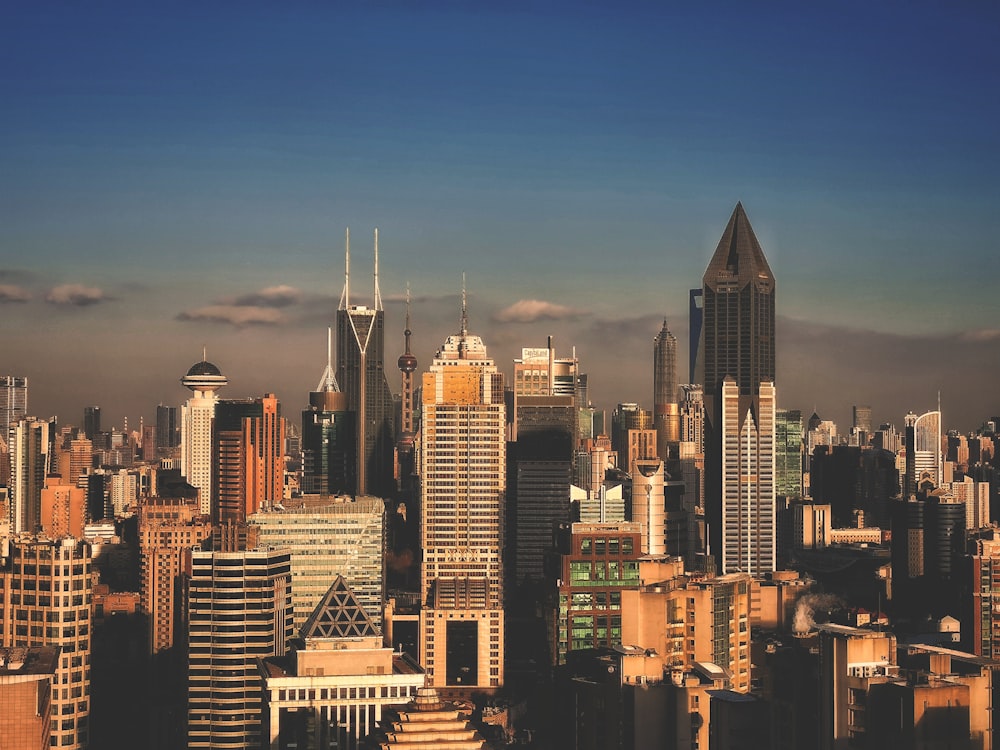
[3, 3, 999, 432]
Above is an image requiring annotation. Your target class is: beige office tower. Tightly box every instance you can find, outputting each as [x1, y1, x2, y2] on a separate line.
[418, 298, 505, 692]
[1, 537, 92, 750]
[629, 428, 665, 555]
[721, 377, 776, 576]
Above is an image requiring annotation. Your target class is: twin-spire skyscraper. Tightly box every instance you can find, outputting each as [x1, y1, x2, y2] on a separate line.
[335, 228, 396, 498]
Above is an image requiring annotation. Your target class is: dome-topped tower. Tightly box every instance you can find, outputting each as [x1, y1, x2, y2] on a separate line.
[181, 357, 228, 394]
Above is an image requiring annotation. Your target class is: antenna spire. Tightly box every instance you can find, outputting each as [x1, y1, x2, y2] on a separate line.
[373, 228, 383, 311]
[460, 272, 468, 336]
[404, 282, 412, 351]
[202, 345, 207, 362]
[339, 228, 350, 310]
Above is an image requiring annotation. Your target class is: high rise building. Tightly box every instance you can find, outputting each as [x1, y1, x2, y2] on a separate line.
[179, 358, 228, 516]
[213, 393, 286, 524]
[137, 497, 211, 656]
[40, 476, 86, 538]
[905, 409, 943, 495]
[699, 203, 777, 575]
[852, 404, 873, 435]
[419, 295, 505, 691]
[187, 547, 292, 749]
[1, 376, 28, 440]
[301, 330, 356, 496]
[550, 521, 642, 664]
[611, 403, 652, 472]
[248, 496, 386, 631]
[155, 404, 179, 458]
[775, 409, 803, 499]
[653, 320, 679, 461]
[8, 418, 51, 533]
[510, 339, 577, 585]
[621, 558, 753, 692]
[82, 406, 101, 441]
[1, 537, 93, 750]
[336, 229, 395, 498]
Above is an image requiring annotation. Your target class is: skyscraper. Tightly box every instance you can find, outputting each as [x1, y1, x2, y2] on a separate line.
[419, 293, 506, 691]
[179, 358, 228, 516]
[213, 393, 285, 524]
[187, 547, 292, 750]
[301, 330, 356, 496]
[83, 406, 101, 441]
[905, 409, 943, 495]
[8, 418, 50, 533]
[336, 229, 395, 498]
[0, 375, 28, 439]
[1, 537, 93, 750]
[700, 203, 777, 575]
[155, 404, 179, 458]
[653, 320, 679, 461]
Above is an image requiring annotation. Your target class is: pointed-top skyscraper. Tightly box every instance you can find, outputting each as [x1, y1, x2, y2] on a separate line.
[653, 319, 679, 461]
[700, 202, 777, 576]
[337, 228, 395, 497]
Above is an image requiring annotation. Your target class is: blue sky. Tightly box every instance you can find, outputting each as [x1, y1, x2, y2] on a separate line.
[2, 2, 999, 432]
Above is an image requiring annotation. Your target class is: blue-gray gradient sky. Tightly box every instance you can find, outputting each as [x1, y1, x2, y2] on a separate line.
[2, 2, 998, 433]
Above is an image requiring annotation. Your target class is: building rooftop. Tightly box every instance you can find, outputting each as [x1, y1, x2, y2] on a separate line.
[0, 646, 59, 677]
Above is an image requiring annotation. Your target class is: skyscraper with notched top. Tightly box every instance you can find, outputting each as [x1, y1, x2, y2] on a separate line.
[700, 203, 777, 575]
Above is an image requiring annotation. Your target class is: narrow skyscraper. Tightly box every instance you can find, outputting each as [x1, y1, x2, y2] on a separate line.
[179, 357, 228, 516]
[700, 203, 777, 575]
[336, 229, 395, 498]
[653, 319, 679, 461]
[419, 286, 506, 691]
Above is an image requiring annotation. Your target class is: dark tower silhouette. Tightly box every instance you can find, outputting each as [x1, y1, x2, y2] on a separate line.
[700, 202, 777, 573]
[653, 319, 679, 461]
[336, 228, 395, 498]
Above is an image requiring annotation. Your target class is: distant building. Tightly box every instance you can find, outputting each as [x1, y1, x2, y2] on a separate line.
[82, 406, 101, 441]
[0, 375, 28, 439]
[653, 320, 680, 461]
[301, 329, 356, 496]
[8, 418, 51, 533]
[775, 409, 803, 499]
[155, 404, 179, 458]
[40, 476, 85, 539]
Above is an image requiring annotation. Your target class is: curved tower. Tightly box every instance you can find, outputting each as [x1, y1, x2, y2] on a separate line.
[180, 356, 228, 516]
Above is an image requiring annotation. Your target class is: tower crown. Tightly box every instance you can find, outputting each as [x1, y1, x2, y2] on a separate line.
[181, 360, 228, 392]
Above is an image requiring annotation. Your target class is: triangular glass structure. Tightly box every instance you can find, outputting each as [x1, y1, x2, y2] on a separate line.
[301, 574, 380, 639]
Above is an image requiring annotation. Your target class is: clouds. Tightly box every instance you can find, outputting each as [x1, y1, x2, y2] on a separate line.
[493, 299, 588, 324]
[45, 283, 108, 306]
[177, 305, 286, 326]
[0, 284, 32, 303]
[177, 285, 304, 327]
[230, 285, 302, 308]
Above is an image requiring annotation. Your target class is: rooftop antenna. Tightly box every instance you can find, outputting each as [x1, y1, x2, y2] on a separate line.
[373, 228, 382, 311]
[405, 282, 412, 349]
[461, 271, 468, 336]
[316, 327, 340, 392]
[339, 228, 350, 310]
[202, 345, 207, 362]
